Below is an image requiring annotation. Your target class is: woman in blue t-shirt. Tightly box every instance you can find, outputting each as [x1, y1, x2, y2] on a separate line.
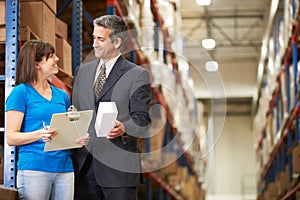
[5, 40, 90, 200]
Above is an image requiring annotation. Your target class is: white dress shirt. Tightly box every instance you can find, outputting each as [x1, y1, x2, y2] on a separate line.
[94, 53, 121, 85]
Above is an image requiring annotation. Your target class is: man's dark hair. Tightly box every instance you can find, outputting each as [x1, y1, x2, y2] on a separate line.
[93, 15, 128, 45]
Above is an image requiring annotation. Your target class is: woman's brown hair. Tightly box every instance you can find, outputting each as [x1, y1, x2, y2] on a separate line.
[15, 40, 55, 85]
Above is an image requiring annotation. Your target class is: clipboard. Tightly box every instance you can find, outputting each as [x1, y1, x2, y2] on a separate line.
[44, 106, 93, 152]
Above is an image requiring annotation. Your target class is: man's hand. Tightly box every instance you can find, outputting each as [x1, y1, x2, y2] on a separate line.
[107, 121, 125, 139]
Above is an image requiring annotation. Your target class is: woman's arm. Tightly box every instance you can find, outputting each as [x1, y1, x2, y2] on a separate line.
[6, 110, 56, 146]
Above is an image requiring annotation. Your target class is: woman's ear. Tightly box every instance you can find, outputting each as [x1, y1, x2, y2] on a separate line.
[35, 62, 40, 70]
[114, 38, 122, 49]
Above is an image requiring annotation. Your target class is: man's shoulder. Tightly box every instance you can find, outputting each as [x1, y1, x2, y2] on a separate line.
[81, 59, 99, 68]
[119, 57, 147, 72]
[75, 59, 98, 74]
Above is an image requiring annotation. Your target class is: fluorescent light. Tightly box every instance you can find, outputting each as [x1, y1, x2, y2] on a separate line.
[196, 0, 211, 6]
[205, 61, 218, 72]
[202, 38, 216, 49]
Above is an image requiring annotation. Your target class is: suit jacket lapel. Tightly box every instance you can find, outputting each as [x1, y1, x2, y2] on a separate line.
[86, 60, 99, 101]
[95, 56, 127, 101]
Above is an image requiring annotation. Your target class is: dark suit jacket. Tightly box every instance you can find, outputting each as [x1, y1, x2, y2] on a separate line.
[71, 56, 151, 187]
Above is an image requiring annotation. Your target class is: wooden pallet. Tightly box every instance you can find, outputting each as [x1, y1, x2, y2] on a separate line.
[56, 68, 73, 89]
[0, 25, 39, 44]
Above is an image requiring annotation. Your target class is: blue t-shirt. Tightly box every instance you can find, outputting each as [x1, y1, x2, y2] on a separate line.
[5, 83, 73, 172]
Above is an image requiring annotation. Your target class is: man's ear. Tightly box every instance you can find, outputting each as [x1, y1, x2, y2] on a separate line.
[114, 38, 122, 49]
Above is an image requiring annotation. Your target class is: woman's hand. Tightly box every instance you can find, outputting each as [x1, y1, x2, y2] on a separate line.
[76, 133, 90, 146]
[41, 127, 57, 142]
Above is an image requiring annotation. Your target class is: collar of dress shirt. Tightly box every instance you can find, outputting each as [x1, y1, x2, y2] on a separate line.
[99, 53, 121, 78]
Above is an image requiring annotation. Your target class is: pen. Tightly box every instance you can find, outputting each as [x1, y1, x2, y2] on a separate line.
[42, 120, 51, 143]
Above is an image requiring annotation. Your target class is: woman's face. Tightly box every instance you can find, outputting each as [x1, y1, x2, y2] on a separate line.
[37, 53, 59, 78]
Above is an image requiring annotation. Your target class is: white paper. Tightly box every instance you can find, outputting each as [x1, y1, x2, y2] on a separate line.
[44, 110, 93, 152]
[94, 102, 118, 137]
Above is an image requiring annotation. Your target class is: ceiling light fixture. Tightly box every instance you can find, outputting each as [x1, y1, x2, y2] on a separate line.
[202, 38, 216, 49]
[205, 61, 218, 72]
[196, 0, 211, 6]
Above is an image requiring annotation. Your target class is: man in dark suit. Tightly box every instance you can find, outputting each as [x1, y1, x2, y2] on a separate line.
[71, 15, 151, 200]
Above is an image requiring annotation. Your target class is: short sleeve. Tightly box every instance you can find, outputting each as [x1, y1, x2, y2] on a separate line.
[63, 91, 71, 111]
[5, 84, 27, 113]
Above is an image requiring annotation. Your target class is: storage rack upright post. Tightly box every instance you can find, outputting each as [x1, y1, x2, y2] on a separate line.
[3, 0, 19, 189]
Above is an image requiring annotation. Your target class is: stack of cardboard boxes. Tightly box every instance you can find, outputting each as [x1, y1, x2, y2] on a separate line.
[20, 0, 72, 76]
[258, 143, 300, 199]
[0, 1, 73, 76]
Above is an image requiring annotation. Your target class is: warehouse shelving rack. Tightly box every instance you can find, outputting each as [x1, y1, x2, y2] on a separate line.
[3, 1, 204, 199]
[255, 0, 300, 198]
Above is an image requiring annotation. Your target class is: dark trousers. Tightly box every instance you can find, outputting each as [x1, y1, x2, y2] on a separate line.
[74, 155, 138, 200]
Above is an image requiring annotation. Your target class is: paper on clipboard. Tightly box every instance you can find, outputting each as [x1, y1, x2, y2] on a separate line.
[94, 102, 118, 137]
[44, 109, 93, 152]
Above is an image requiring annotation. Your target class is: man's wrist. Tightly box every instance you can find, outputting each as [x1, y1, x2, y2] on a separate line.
[121, 133, 128, 144]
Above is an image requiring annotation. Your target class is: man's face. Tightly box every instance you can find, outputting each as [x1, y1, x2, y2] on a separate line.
[92, 25, 118, 62]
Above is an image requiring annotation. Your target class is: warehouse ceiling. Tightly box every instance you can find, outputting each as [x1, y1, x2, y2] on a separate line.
[179, 0, 270, 116]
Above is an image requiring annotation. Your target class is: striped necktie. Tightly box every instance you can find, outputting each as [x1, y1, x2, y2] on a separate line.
[94, 63, 106, 101]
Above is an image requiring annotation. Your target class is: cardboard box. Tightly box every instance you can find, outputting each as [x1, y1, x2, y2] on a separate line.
[0, 165, 3, 184]
[292, 143, 300, 173]
[0, 186, 19, 200]
[55, 68, 73, 89]
[0, 156, 4, 184]
[177, 166, 188, 181]
[20, 0, 56, 14]
[20, 2, 55, 46]
[160, 153, 178, 174]
[276, 170, 289, 195]
[0, 2, 5, 25]
[0, 25, 5, 44]
[0, 25, 39, 43]
[0, 156, 3, 165]
[267, 182, 279, 199]
[1, 25, 40, 44]
[20, 26, 39, 41]
[167, 174, 181, 188]
[149, 117, 165, 152]
[55, 37, 72, 76]
[55, 17, 68, 40]
[181, 175, 199, 200]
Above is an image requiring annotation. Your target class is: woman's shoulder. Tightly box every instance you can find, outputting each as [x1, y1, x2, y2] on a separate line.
[12, 83, 29, 93]
[6, 84, 28, 107]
